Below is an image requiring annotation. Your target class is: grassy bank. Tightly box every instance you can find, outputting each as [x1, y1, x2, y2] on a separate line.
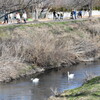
[49, 76, 100, 100]
[0, 18, 100, 82]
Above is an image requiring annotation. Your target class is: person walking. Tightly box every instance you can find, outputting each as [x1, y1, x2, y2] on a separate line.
[22, 12, 27, 23]
[3, 12, 8, 24]
[78, 10, 82, 18]
[16, 12, 21, 23]
[70, 10, 74, 19]
[60, 12, 64, 20]
[53, 11, 56, 20]
[57, 12, 60, 20]
[73, 10, 77, 19]
[9, 13, 14, 23]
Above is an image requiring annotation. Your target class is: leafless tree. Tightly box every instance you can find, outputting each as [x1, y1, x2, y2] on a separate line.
[0, 0, 53, 20]
[0, 0, 33, 19]
[65, 0, 100, 17]
[51, 0, 100, 17]
[0, 0, 100, 19]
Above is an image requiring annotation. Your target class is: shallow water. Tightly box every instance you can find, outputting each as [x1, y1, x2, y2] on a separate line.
[0, 62, 100, 100]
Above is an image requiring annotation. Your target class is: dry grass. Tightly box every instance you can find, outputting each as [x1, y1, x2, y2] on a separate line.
[0, 19, 100, 82]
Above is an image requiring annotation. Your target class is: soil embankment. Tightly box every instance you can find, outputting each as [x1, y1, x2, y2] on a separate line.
[0, 18, 100, 83]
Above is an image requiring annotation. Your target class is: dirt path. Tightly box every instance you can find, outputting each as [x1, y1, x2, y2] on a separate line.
[0, 16, 100, 27]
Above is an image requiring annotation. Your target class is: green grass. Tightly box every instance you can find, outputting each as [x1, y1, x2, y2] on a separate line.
[27, 18, 33, 21]
[0, 20, 83, 30]
[0, 19, 93, 38]
[52, 77, 100, 100]
[64, 27, 74, 33]
[0, 25, 21, 30]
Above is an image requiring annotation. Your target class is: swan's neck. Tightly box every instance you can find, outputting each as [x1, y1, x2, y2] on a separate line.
[68, 72, 69, 76]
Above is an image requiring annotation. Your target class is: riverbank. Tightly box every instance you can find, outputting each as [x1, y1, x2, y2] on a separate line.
[0, 18, 100, 83]
[48, 76, 100, 100]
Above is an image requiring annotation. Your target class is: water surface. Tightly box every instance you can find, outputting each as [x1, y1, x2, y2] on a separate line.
[0, 62, 100, 100]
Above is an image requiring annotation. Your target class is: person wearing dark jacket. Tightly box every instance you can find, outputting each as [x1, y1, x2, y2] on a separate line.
[78, 11, 82, 18]
[3, 13, 8, 24]
[73, 10, 77, 19]
[53, 11, 56, 20]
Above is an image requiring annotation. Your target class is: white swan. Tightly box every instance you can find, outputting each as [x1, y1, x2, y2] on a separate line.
[68, 71, 74, 80]
[31, 78, 39, 83]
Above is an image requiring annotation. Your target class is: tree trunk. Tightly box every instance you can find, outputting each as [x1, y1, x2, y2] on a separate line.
[89, 0, 93, 17]
[35, 8, 38, 21]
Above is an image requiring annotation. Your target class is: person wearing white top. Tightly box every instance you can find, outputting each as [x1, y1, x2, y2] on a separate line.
[9, 13, 14, 23]
[22, 12, 27, 23]
[16, 12, 21, 23]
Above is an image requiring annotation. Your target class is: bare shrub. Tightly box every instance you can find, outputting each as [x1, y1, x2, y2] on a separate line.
[0, 20, 100, 69]
[84, 71, 96, 82]
[0, 20, 100, 82]
[50, 87, 59, 96]
[82, 18, 100, 37]
[0, 27, 95, 68]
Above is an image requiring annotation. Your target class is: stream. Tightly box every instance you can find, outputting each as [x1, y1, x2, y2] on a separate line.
[0, 62, 100, 100]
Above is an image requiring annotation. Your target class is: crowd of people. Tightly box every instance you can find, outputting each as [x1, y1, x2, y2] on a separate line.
[70, 10, 82, 19]
[3, 12, 27, 24]
[53, 10, 83, 20]
[53, 11, 64, 20]
[2, 10, 83, 24]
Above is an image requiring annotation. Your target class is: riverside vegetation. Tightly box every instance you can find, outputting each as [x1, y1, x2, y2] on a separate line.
[0, 18, 100, 83]
[48, 76, 100, 100]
